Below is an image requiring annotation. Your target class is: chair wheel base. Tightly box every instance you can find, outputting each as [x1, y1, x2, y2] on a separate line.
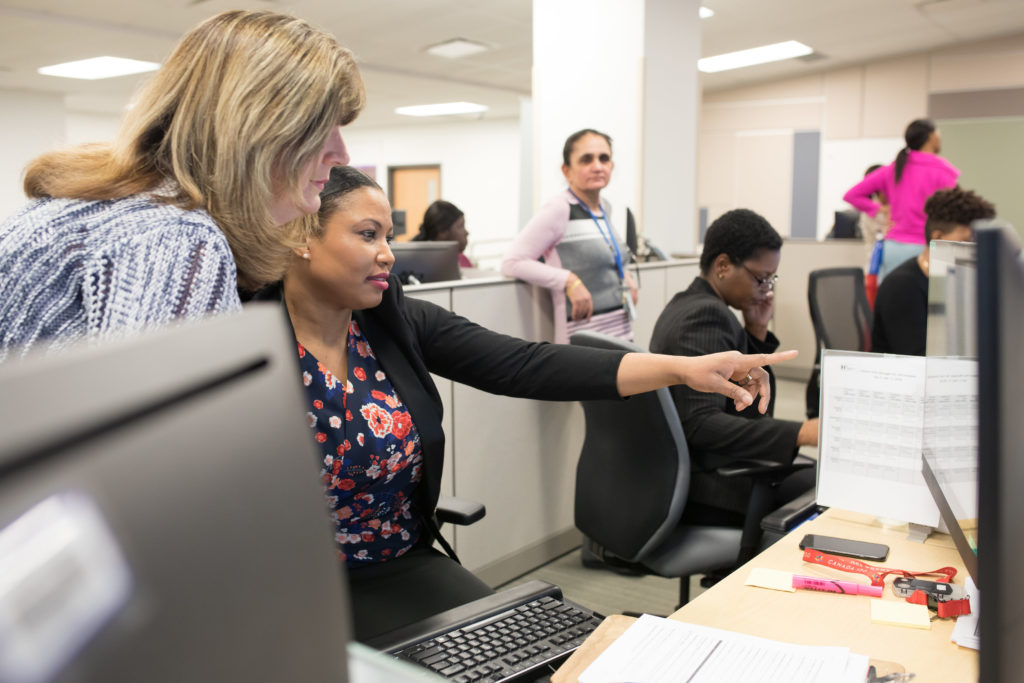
[579, 543, 645, 576]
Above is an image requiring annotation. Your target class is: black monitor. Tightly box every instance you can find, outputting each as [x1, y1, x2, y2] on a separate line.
[828, 209, 862, 239]
[976, 221, 1024, 683]
[0, 305, 351, 682]
[625, 207, 638, 257]
[391, 240, 461, 285]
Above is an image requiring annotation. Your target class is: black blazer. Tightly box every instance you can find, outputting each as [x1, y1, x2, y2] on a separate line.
[250, 275, 625, 543]
[649, 277, 802, 474]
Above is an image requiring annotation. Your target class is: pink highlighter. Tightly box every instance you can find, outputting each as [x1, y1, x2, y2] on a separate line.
[792, 574, 883, 597]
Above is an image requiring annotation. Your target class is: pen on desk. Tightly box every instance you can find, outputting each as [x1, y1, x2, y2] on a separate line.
[792, 575, 882, 597]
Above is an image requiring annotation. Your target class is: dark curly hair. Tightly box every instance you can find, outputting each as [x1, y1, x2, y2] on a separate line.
[923, 186, 995, 240]
[415, 200, 464, 241]
[699, 209, 782, 273]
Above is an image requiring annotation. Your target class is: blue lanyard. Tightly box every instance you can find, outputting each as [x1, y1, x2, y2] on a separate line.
[567, 190, 625, 279]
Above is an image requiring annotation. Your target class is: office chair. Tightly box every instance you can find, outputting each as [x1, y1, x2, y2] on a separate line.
[805, 267, 873, 418]
[570, 331, 815, 607]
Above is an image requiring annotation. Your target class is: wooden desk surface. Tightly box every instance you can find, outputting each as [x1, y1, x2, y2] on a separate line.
[554, 508, 978, 682]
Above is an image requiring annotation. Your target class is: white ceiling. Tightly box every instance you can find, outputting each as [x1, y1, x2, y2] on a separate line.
[1, 0, 1023, 130]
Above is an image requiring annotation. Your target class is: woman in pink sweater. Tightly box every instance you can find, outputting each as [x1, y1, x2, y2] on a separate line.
[843, 119, 959, 281]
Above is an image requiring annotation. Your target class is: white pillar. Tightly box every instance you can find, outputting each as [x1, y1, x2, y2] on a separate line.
[642, 0, 701, 256]
[531, 0, 701, 256]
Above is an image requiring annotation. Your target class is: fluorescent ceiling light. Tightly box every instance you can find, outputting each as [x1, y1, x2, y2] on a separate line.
[395, 102, 489, 117]
[699, 7, 715, 19]
[698, 40, 813, 73]
[425, 38, 488, 59]
[38, 56, 160, 80]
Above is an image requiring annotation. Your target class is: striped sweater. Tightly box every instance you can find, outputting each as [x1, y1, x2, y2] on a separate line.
[0, 193, 241, 363]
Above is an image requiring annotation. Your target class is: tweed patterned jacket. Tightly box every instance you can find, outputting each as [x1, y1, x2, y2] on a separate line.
[0, 194, 241, 363]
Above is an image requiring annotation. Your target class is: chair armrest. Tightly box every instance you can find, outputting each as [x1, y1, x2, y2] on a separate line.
[435, 496, 486, 526]
[715, 454, 815, 479]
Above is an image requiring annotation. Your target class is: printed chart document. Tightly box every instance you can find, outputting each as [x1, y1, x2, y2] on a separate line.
[816, 351, 977, 526]
[577, 614, 868, 683]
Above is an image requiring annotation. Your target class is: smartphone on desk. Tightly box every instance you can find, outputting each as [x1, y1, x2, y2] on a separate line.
[799, 534, 889, 561]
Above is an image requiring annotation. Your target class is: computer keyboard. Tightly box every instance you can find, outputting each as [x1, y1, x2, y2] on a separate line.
[367, 580, 603, 682]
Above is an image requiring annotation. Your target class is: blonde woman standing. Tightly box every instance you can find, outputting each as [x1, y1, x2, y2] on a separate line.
[0, 10, 365, 362]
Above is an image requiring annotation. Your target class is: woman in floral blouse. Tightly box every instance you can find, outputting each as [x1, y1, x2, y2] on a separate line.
[268, 166, 795, 641]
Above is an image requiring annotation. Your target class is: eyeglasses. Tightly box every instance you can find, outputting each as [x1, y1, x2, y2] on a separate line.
[741, 264, 779, 290]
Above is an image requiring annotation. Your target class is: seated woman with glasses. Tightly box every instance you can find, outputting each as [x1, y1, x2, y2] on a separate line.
[649, 208, 818, 527]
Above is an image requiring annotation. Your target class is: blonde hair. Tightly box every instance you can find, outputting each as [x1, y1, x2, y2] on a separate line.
[23, 10, 365, 290]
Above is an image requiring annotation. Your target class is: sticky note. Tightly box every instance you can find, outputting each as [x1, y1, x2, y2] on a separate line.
[870, 599, 931, 629]
[745, 568, 796, 592]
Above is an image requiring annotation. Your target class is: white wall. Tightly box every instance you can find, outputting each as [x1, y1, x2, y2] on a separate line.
[697, 31, 1024, 240]
[532, 0, 645, 239]
[341, 118, 522, 269]
[66, 110, 120, 146]
[0, 91, 66, 219]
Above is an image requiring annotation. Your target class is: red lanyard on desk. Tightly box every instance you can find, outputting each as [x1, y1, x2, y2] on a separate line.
[802, 549, 958, 587]
[802, 549, 970, 617]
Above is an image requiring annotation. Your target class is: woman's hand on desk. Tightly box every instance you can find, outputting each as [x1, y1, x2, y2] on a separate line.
[616, 349, 798, 413]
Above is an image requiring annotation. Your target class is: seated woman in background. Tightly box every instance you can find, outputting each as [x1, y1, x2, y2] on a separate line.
[258, 166, 797, 641]
[650, 209, 818, 528]
[501, 128, 637, 343]
[0, 10, 363, 363]
[414, 199, 473, 268]
[872, 186, 995, 356]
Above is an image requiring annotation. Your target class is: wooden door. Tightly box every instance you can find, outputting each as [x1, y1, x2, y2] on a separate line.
[389, 165, 441, 242]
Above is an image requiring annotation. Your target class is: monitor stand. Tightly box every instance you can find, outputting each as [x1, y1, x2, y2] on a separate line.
[906, 522, 934, 543]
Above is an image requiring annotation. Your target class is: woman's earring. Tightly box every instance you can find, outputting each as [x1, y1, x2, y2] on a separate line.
[302, 252, 311, 260]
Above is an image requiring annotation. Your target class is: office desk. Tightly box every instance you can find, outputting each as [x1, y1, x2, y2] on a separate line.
[554, 508, 978, 681]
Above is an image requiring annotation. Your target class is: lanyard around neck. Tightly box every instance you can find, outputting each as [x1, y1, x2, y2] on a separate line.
[567, 189, 624, 279]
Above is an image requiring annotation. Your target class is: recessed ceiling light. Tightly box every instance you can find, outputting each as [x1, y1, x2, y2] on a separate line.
[425, 38, 489, 60]
[698, 40, 813, 73]
[38, 56, 160, 80]
[699, 7, 715, 19]
[395, 102, 489, 117]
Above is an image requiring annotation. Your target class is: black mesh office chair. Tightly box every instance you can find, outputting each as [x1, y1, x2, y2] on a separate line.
[805, 267, 873, 418]
[570, 331, 814, 607]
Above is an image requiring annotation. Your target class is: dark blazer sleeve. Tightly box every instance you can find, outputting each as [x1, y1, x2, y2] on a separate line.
[398, 288, 624, 401]
[650, 294, 801, 470]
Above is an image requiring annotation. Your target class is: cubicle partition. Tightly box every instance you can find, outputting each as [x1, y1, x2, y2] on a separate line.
[772, 238, 868, 381]
[405, 259, 699, 585]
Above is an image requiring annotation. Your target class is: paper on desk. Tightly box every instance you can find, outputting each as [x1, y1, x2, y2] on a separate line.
[870, 600, 931, 629]
[816, 352, 977, 527]
[577, 614, 868, 683]
[745, 568, 795, 592]
[952, 577, 980, 650]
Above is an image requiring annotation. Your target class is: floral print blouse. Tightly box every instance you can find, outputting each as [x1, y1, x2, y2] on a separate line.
[297, 320, 424, 566]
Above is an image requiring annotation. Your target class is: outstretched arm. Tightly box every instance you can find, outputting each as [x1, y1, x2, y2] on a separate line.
[615, 349, 799, 413]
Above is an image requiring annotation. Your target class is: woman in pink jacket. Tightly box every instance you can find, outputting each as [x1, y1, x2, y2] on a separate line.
[843, 119, 959, 281]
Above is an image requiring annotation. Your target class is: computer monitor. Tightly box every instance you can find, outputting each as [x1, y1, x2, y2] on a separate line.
[391, 240, 461, 285]
[0, 305, 351, 682]
[828, 209, 861, 239]
[926, 240, 978, 357]
[976, 220, 1024, 683]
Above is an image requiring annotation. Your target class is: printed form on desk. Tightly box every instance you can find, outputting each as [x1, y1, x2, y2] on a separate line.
[577, 614, 868, 683]
[816, 351, 977, 526]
